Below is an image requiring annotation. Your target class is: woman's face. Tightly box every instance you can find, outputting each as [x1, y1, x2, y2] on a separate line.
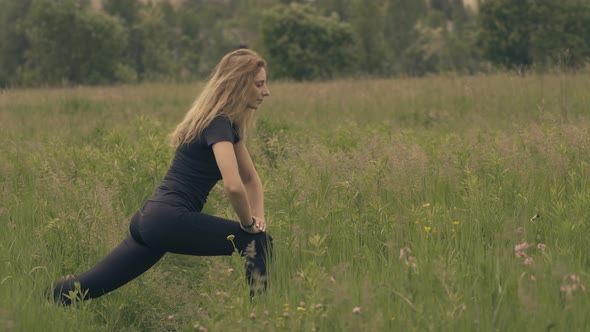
[246, 68, 270, 110]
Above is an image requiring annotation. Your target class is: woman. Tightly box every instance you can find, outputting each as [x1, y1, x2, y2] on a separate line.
[51, 48, 272, 304]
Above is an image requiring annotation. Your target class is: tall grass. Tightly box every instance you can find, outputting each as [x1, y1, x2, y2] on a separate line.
[1, 73, 589, 331]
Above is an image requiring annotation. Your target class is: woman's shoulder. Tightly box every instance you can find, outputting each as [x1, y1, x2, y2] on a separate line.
[200, 114, 239, 146]
[208, 114, 232, 128]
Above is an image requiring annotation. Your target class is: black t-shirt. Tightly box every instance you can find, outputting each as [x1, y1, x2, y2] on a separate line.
[149, 115, 240, 212]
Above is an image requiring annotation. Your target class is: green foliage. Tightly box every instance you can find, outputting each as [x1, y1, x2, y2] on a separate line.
[349, 0, 387, 74]
[3, 0, 590, 86]
[134, 5, 179, 80]
[383, 0, 428, 71]
[478, 0, 590, 70]
[0, 0, 32, 87]
[260, 3, 354, 80]
[18, 0, 128, 85]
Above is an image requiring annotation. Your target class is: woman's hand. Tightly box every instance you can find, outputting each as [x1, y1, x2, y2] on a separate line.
[253, 216, 266, 232]
[240, 216, 266, 234]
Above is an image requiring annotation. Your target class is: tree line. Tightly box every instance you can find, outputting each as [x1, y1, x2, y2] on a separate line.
[0, 0, 589, 87]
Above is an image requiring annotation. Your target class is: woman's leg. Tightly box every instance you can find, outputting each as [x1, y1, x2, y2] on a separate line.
[138, 204, 273, 292]
[51, 212, 165, 305]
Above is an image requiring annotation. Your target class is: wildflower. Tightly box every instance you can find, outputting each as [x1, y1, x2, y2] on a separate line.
[227, 268, 234, 273]
[263, 310, 270, 316]
[198, 327, 208, 332]
[423, 226, 432, 232]
[570, 274, 580, 283]
[299, 301, 306, 307]
[226, 234, 235, 241]
[314, 304, 323, 309]
[352, 307, 361, 315]
[523, 257, 533, 265]
[515, 251, 526, 258]
[422, 203, 430, 208]
[297, 306, 306, 312]
[399, 247, 412, 259]
[249, 312, 256, 319]
[452, 221, 460, 225]
[537, 243, 546, 252]
[167, 315, 174, 321]
[282, 312, 290, 318]
[514, 242, 529, 252]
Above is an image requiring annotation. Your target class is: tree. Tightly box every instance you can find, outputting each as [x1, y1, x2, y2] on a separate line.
[20, 0, 128, 85]
[349, 0, 387, 74]
[478, 0, 590, 70]
[383, 0, 428, 73]
[134, 4, 179, 80]
[260, 3, 354, 80]
[477, 0, 534, 69]
[0, 0, 33, 87]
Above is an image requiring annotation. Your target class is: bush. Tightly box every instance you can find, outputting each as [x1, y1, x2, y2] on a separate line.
[260, 3, 354, 80]
[19, 0, 128, 86]
[478, 0, 590, 70]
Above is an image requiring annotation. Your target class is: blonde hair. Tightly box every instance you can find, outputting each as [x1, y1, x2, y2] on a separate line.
[170, 49, 267, 147]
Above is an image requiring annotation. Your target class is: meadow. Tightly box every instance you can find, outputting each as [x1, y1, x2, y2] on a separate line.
[1, 72, 590, 331]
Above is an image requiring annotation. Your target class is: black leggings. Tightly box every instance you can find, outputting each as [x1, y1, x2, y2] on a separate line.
[51, 201, 272, 305]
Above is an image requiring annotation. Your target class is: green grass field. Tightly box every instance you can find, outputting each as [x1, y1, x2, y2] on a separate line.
[1, 73, 590, 331]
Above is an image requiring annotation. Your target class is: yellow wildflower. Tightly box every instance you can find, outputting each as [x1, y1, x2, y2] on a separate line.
[226, 234, 235, 241]
[423, 226, 432, 232]
[452, 221, 460, 225]
[422, 203, 430, 208]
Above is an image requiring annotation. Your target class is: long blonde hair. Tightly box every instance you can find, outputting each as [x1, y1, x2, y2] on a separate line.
[170, 49, 267, 147]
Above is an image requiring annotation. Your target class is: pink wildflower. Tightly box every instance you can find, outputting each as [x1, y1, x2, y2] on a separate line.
[523, 257, 533, 265]
[514, 242, 529, 252]
[515, 251, 526, 258]
[570, 274, 580, 283]
[399, 247, 412, 259]
[537, 243, 546, 252]
[167, 315, 174, 321]
[352, 307, 361, 315]
[249, 312, 256, 319]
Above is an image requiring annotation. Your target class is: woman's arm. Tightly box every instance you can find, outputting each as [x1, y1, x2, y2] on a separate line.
[234, 141, 265, 221]
[212, 141, 254, 228]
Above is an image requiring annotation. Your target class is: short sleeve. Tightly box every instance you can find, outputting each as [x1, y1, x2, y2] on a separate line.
[201, 116, 239, 147]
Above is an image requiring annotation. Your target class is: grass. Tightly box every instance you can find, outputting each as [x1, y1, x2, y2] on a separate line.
[1, 72, 589, 331]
